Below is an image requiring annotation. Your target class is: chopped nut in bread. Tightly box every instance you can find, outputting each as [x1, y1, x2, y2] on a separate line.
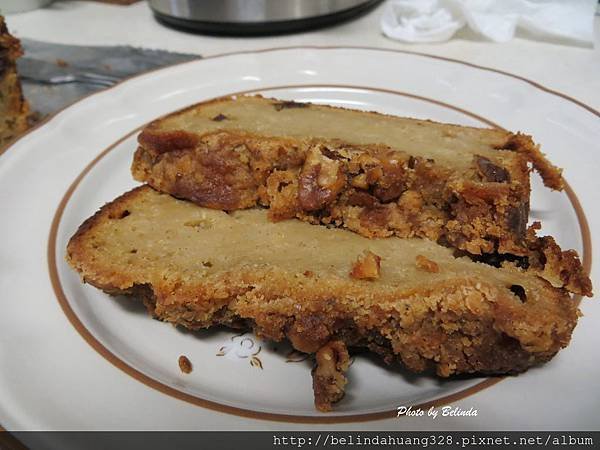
[350, 251, 381, 280]
[415, 255, 440, 273]
[312, 341, 350, 412]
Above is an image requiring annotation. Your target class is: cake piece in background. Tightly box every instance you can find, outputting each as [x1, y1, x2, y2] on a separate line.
[0, 16, 29, 147]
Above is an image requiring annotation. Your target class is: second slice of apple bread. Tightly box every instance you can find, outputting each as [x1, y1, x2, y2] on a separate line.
[132, 96, 591, 296]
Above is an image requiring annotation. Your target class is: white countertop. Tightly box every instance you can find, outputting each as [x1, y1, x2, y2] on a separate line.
[5, 0, 600, 111]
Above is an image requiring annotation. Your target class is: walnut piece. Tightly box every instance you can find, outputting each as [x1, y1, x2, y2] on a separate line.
[298, 146, 345, 211]
[312, 341, 350, 412]
[178, 355, 193, 374]
[350, 251, 381, 280]
[415, 255, 440, 273]
[287, 314, 331, 353]
[350, 173, 369, 190]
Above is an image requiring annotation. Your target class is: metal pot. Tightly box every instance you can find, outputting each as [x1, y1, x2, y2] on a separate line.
[148, 0, 383, 35]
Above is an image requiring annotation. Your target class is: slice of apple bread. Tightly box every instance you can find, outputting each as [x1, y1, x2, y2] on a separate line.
[67, 185, 581, 411]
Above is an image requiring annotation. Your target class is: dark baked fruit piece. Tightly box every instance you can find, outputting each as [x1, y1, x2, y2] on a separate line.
[66, 186, 581, 410]
[131, 96, 591, 296]
[0, 17, 29, 146]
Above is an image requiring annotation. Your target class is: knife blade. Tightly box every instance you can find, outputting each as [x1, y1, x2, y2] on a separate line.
[17, 58, 121, 87]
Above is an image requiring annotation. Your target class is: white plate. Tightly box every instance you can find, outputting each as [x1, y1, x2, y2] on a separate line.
[0, 47, 598, 432]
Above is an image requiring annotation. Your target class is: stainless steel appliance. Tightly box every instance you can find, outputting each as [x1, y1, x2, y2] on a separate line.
[148, 0, 383, 35]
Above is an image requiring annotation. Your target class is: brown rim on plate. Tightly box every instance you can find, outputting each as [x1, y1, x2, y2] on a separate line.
[47, 84, 590, 424]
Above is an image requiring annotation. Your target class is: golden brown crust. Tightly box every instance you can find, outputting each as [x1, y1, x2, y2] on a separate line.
[66, 186, 581, 395]
[138, 129, 199, 154]
[0, 16, 29, 146]
[501, 133, 564, 190]
[525, 223, 592, 296]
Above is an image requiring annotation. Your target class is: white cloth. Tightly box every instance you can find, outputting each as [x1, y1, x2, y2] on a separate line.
[381, 0, 597, 46]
